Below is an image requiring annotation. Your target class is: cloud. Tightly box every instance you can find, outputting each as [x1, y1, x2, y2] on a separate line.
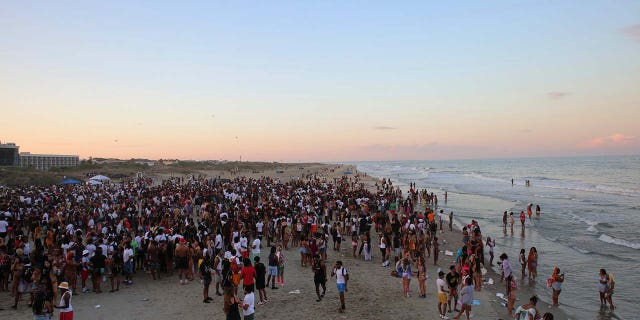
[620, 24, 640, 42]
[373, 126, 396, 130]
[548, 92, 569, 100]
[578, 133, 636, 148]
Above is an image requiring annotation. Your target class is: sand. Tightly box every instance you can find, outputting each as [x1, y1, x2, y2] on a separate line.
[0, 164, 572, 320]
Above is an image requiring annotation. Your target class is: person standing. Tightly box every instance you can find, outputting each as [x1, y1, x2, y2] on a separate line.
[239, 258, 256, 292]
[499, 253, 513, 293]
[224, 285, 241, 320]
[267, 246, 278, 290]
[449, 212, 453, 232]
[519, 249, 527, 279]
[89, 247, 106, 293]
[598, 268, 615, 309]
[214, 250, 224, 296]
[123, 242, 134, 285]
[510, 213, 515, 235]
[446, 265, 460, 313]
[485, 237, 495, 266]
[174, 238, 189, 285]
[502, 211, 508, 231]
[527, 247, 538, 281]
[251, 237, 261, 262]
[240, 285, 255, 320]
[416, 256, 427, 298]
[253, 256, 267, 306]
[519, 211, 526, 231]
[199, 256, 213, 303]
[436, 271, 450, 319]
[549, 267, 564, 307]
[55, 281, 73, 320]
[331, 260, 349, 313]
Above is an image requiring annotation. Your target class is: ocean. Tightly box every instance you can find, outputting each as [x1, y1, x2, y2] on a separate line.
[348, 155, 639, 320]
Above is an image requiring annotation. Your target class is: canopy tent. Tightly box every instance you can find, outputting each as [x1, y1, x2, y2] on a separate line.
[89, 175, 110, 181]
[87, 180, 103, 186]
[60, 178, 81, 185]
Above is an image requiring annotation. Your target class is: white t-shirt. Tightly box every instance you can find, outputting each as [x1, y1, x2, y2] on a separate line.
[85, 244, 96, 258]
[256, 221, 264, 233]
[252, 239, 261, 254]
[123, 248, 134, 263]
[243, 292, 255, 316]
[0, 220, 8, 233]
[437, 278, 447, 293]
[335, 267, 348, 284]
[239, 237, 248, 251]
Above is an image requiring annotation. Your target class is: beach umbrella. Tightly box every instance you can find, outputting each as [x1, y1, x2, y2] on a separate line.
[60, 178, 81, 185]
[89, 175, 111, 181]
[87, 180, 103, 186]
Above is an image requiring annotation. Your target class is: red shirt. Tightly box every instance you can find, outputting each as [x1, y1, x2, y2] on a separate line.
[240, 266, 256, 285]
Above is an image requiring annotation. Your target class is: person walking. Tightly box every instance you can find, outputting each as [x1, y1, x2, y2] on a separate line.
[331, 260, 349, 313]
[312, 254, 327, 302]
[453, 277, 473, 320]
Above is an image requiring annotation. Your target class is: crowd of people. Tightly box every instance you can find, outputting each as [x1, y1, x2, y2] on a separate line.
[0, 168, 616, 320]
[0, 168, 404, 319]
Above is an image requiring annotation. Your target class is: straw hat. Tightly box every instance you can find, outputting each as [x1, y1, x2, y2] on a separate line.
[58, 282, 70, 290]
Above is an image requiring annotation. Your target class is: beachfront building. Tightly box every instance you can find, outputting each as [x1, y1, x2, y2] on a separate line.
[0, 142, 20, 166]
[20, 152, 79, 171]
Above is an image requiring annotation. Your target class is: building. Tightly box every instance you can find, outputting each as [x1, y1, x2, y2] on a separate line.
[0, 142, 20, 166]
[20, 152, 79, 171]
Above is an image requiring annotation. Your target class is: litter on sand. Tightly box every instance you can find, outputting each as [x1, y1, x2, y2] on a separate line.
[288, 289, 301, 294]
[445, 250, 454, 256]
[95, 305, 101, 309]
[472, 299, 481, 306]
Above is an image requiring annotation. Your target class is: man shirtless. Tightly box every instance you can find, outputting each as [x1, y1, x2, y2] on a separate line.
[147, 240, 161, 280]
[175, 238, 189, 284]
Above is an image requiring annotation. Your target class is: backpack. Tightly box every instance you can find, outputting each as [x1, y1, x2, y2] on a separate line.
[230, 258, 240, 274]
[24, 264, 34, 281]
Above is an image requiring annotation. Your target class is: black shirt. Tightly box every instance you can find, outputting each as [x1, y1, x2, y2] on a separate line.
[90, 254, 106, 269]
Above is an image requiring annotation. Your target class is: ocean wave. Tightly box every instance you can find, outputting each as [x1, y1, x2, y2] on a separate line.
[536, 182, 640, 198]
[586, 225, 598, 233]
[598, 234, 640, 250]
[463, 172, 510, 184]
[533, 194, 573, 200]
[570, 246, 592, 254]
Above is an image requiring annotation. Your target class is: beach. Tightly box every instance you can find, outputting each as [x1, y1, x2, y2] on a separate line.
[1, 163, 576, 320]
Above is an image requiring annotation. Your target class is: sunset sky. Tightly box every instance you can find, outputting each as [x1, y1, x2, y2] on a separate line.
[2, 1, 639, 162]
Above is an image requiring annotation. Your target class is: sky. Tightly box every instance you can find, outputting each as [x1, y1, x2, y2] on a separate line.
[1, 1, 639, 162]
